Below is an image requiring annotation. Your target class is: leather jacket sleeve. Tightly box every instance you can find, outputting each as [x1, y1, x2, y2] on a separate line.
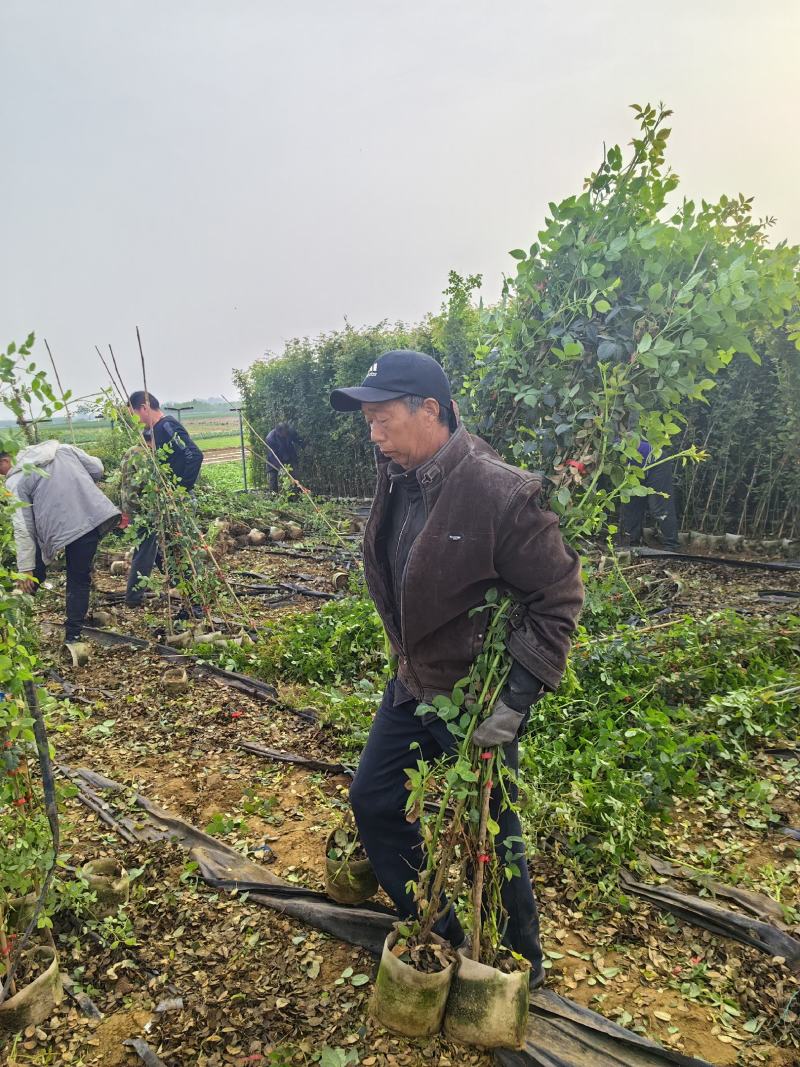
[494, 483, 584, 691]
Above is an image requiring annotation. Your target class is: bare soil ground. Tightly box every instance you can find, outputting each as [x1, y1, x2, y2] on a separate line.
[4, 540, 799, 1066]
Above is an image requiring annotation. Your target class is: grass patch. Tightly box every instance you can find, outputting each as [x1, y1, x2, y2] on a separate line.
[519, 609, 799, 892]
[200, 461, 245, 493]
[194, 434, 244, 451]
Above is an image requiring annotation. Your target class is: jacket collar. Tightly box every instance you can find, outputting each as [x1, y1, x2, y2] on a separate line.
[9, 439, 61, 477]
[377, 424, 471, 488]
[415, 424, 471, 490]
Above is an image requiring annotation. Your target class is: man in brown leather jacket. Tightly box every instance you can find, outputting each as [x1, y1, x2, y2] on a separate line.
[330, 350, 583, 986]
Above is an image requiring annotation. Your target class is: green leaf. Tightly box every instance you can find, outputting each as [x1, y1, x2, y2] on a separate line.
[648, 281, 664, 301]
[638, 333, 653, 353]
[319, 1050, 349, 1067]
[594, 299, 611, 313]
[509, 249, 527, 260]
[350, 973, 370, 986]
[652, 336, 674, 356]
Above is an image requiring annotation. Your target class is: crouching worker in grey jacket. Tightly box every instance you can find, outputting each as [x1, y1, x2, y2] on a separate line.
[0, 441, 120, 647]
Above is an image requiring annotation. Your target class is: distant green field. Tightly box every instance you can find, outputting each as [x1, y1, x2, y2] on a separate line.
[194, 434, 242, 451]
[43, 415, 241, 451]
[47, 423, 108, 446]
[183, 415, 239, 437]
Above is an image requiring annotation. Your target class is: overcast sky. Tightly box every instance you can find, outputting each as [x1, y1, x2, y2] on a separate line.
[2, 1, 798, 405]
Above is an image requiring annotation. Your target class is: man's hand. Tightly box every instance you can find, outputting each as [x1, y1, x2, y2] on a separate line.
[471, 697, 527, 748]
[17, 574, 37, 594]
[471, 661, 545, 749]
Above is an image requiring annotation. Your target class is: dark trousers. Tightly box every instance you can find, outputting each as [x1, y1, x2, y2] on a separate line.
[125, 531, 163, 605]
[34, 527, 102, 641]
[620, 458, 679, 550]
[350, 681, 542, 966]
[268, 465, 297, 496]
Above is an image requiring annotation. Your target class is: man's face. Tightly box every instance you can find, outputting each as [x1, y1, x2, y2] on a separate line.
[362, 399, 432, 470]
[130, 403, 151, 427]
[0, 456, 12, 478]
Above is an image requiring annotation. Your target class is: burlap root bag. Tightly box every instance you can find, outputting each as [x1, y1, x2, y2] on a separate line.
[443, 950, 529, 1049]
[370, 930, 455, 1038]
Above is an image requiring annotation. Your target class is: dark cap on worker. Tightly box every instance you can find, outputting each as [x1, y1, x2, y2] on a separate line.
[330, 350, 453, 416]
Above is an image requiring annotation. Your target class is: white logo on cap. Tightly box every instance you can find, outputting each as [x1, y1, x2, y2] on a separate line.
[365, 362, 378, 377]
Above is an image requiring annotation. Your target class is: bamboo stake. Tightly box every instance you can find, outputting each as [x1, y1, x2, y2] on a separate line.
[699, 466, 720, 533]
[44, 339, 75, 444]
[120, 403, 253, 625]
[737, 465, 759, 536]
[108, 344, 131, 402]
[135, 326, 149, 402]
[469, 754, 494, 962]
[95, 346, 127, 406]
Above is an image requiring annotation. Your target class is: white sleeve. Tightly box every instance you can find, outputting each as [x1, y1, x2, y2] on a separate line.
[9, 485, 37, 573]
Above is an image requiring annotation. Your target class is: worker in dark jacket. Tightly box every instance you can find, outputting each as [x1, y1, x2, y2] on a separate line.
[126, 392, 204, 606]
[330, 350, 584, 987]
[618, 440, 679, 551]
[265, 422, 301, 492]
[128, 393, 203, 489]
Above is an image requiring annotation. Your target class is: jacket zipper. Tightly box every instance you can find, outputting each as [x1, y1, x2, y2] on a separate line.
[362, 469, 403, 652]
[398, 481, 429, 696]
[393, 489, 413, 623]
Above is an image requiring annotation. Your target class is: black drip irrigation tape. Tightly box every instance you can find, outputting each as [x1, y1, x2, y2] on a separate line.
[497, 992, 715, 1067]
[46, 668, 94, 705]
[60, 765, 395, 950]
[278, 582, 336, 599]
[231, 574, 337, 600]
[632, 547, 800, 572]
[765, 745, 799, 759]
[79, 626, 324, 717]
[239, 743, 450, 816]
[61, 975, 103, 1020]
[643, 855, 787, 924]
[619, 870, 800, 970]
[123, 1038, 168, 1067]
[239, 741, 353, 776]
[62, 766, 714, 1065]
[253, 545, 348, 563]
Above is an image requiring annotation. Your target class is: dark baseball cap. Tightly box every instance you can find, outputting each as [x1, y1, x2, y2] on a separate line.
[330, 350, 453, 416]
